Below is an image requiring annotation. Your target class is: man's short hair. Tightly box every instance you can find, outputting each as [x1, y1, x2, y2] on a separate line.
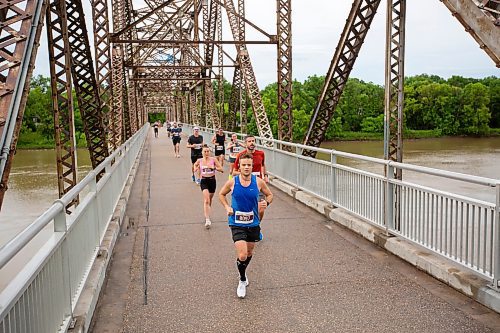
[245, 135, 255, 141]
[239, 153, 253, 161]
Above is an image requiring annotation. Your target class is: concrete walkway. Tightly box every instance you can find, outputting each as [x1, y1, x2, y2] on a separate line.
[91, 129, 500, 332]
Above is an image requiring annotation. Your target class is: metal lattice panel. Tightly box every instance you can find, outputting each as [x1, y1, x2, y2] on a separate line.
[0, 0, 48, 208]
[303, 0, 381, 156]
[47, 0, 78, 204]
[223, 0, 273, 140]
[66, 0, 109, 168]
[277, 0, 292, 143]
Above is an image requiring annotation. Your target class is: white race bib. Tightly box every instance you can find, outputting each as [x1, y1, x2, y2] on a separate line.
[252, 171, 261, 177]
[216, 145, 223, 151]
[194, 143, 202, 149]
[233, 146, 241, 153]
[235, 211, 254, 224]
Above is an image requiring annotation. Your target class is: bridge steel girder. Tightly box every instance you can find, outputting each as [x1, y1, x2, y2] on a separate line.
[303, 0, 381, 156]
[47, 0, 78, 208]
[383, 0, 405, 169]
[383, 0, 406, 232]
[440, 0, 500, 67]
[66, 0, 109, 169]
[223, 0, 273, 140]
[0, 0, 48, 210]
[91, 0, 112, 148]
[277, 0, 292, 143]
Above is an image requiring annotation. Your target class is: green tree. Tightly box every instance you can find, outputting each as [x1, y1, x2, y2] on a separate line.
[461, 82, 490, 135]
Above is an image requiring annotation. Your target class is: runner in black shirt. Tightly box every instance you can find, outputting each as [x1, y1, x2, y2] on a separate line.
[211, 127, 226, 167]
[187, 126, 204, 184]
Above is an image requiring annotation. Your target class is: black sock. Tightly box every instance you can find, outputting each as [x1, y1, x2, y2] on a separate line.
[244, 255, 252, 266]
[237, 259, 247, 281]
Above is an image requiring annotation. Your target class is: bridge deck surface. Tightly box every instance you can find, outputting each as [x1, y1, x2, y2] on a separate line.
[92, 129, 500, 333]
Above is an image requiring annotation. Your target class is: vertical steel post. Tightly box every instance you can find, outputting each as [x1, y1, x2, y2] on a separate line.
[277, 0, 292, 143]
[384, 0, 405, 230]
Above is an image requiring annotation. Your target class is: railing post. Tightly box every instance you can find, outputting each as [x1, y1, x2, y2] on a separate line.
[493, 183, 500, 290]
[296, 146, 302, 188]
[331, 152, 337, 205]
[385, 163, 395, 235]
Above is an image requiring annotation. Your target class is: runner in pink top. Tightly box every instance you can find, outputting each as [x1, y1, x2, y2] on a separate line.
[193, 145, 224, 228]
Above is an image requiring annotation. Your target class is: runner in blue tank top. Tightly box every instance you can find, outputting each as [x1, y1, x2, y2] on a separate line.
[219, 153, 273, 299]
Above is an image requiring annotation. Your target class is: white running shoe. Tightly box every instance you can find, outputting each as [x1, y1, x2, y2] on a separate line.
[244, 274, 249, 286]
[204, 219, 211, 229]
[237, 280, 246, 298]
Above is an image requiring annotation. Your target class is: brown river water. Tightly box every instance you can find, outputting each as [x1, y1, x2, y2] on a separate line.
[0, 137, 499, 290]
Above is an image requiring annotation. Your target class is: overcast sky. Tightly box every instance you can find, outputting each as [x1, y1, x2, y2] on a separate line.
[34, 0, 499, 88]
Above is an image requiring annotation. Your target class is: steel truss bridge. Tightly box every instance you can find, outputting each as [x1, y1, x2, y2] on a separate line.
[0, 0, 499, 212]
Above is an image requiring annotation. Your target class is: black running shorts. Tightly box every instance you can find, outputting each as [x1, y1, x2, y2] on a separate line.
[230, 226, 261, 243]
[200, 176, 216, 193]
[191, 155, 202, 164]
[214, 146, 225, 156]
[172, 137, 181, 145]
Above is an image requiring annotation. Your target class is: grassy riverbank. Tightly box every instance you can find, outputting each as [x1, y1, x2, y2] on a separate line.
[17, 131, 88, 149]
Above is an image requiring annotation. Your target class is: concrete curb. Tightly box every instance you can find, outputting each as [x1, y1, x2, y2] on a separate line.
[69, 139, 147, 333]
[270, 176, 500, 314]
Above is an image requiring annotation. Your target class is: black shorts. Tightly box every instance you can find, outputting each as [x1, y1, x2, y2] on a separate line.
[172, 137, 181, 145]
[200, 176, 216, 193]
[230, 226, 261, 243]
[214, 147, 225, 156]
[191, 155, 202, 164]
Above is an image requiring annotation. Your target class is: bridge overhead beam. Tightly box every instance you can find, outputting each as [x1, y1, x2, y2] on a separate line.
[440, 0, 500, 67]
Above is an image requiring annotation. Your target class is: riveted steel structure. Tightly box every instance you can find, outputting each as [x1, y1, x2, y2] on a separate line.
[303, 0, 382, 156]
[1, 0, 499, 212]
[47, 0, 78, 208]
[277, 0, 292, 143]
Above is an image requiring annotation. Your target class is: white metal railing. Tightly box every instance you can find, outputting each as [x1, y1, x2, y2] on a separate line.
[187, 124, 500, 289]
[0, 124, 148, 332]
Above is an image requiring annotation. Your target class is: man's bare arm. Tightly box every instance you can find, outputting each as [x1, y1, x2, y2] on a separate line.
[218, 180, 234, 215]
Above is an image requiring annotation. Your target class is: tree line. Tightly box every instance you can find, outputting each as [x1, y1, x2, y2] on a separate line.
[226, 74, 499, 141]
[19, 74, 500, 148]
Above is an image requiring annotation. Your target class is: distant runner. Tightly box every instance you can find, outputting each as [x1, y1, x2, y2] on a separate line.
[211, 127, 226, 168]
[170, 122, 182, 158]
[227, 133, 243, 179]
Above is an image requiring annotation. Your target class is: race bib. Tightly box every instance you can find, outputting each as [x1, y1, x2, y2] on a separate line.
[173, 132, 179, 137]
[216, 145, 223, 151]
[252, 171, 261, 177]
[194, 143, 202, 149]
[233, 146, 241, 153]
[235, 211, 254, 224]
[201, 166, 214, 174]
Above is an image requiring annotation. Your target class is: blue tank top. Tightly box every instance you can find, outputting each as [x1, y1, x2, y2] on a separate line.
[228, 175, 260, 227]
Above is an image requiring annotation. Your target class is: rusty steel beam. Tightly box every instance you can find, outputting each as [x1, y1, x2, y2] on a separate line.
[383, 0, 406, 231]
[91, 0, 113, 149]
[277, 0, 292, 143]
[223, 0, 273, 140]
[440, 0, 499, 66]
[303, 0, 381, 156]
[65, 0, 109, 168]
[0, 0, 48, 209]
[47, 0, 78, 208]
